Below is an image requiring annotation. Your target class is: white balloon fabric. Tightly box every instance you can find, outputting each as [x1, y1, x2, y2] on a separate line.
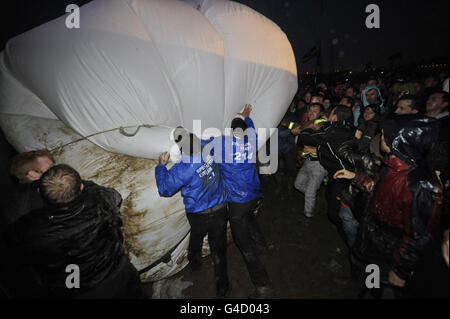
[0, 0, 297, 281]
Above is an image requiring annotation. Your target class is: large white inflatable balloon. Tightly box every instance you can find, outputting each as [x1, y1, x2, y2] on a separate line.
[0, 0, 297, 282]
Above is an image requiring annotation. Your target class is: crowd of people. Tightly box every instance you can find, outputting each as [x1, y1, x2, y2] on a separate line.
[276, 70, 449, 298]
[0, 69, 448, 299]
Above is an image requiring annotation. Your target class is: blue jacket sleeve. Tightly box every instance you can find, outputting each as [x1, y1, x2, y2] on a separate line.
[245, 117, 258, 152]
[278, 127, 292, 138]
[155, 163, 187, 197]
[245, 117, 255, 130]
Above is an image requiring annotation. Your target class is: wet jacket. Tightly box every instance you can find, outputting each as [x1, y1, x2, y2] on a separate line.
[155, 149, 227, 213]
[6, 181, 129, 297]
[1, 180, 44, 229]
[337, 138, 382, 216]
[354, 114, 443, 281]
[217, 117, 261, 203]
[300, 120, 355, 178]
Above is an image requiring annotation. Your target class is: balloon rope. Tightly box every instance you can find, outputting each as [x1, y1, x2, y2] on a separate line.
[49, 124, 158, 153]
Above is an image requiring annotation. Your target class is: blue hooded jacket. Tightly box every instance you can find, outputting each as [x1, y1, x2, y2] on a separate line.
[155, 146, 227, 213]
[354, 85, 385, 126]
[216, 117, 261, 203]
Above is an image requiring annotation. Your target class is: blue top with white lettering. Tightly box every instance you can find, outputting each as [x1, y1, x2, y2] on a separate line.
[216, 117, 262, 203]
[155, 143, 227, 213]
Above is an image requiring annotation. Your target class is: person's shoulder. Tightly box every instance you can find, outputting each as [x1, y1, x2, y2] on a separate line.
[438, 114, 449, 128]
[79, 180, 118, 204]
[81, 180, 99, 190]
[8, 205, 49, 239]
[83, 180, 121, 196]
[408, 168, 442, 196]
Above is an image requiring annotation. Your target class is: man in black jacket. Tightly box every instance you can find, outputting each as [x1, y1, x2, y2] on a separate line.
[3, 149, 54, 228]
[1, 149, 55, 297]
[6, 164, 144, 299]
[300, 105, 355, 229]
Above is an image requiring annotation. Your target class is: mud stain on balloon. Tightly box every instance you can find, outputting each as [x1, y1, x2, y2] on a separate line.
[57, 125, 76, 136]
[75, 146, 159, 261]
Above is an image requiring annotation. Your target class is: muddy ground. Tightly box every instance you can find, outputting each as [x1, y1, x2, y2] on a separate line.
[143, 174, 361, 299]
[0, 130, 361, 299]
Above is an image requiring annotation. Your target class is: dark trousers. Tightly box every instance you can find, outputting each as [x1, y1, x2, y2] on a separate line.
[228, 200, 270, 287]
[326, 179, 349, 226]
[278, 149, 297, 177]
[276, 149, 297, 195]
[186, 206, 229, 289]
[326, 179, 351, 245]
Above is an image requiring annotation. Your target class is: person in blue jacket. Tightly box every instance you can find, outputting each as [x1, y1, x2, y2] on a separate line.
[216, 104, 272, 299]
[155, 128, 230, 298]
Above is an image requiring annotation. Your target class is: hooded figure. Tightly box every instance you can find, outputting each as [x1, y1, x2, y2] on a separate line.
[362, 86, 385, 110]
[381, 114, 438, 168]
[351, 114, 443, 292]
[353, 86, 385, 127]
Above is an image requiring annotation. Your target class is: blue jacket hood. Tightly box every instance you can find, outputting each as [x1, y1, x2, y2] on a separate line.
[362, 85, 385, 112]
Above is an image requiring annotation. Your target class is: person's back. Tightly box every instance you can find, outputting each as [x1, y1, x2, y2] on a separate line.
[7, 165, 142, 298]
[214, 105, 272, 298]
[218, 115, 261, 204]
[156, 138, 227, 212]
[301, 105, 355, 178]
[318, 122, 355, 174]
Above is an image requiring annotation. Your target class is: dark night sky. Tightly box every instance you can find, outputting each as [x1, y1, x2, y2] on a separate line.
[240, 0, 449, 73]
[1, 0, 448, 74]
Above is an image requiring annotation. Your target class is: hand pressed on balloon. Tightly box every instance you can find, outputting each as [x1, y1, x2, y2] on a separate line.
[238, 104, 252, 118]
[159, 152, 170, 165]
